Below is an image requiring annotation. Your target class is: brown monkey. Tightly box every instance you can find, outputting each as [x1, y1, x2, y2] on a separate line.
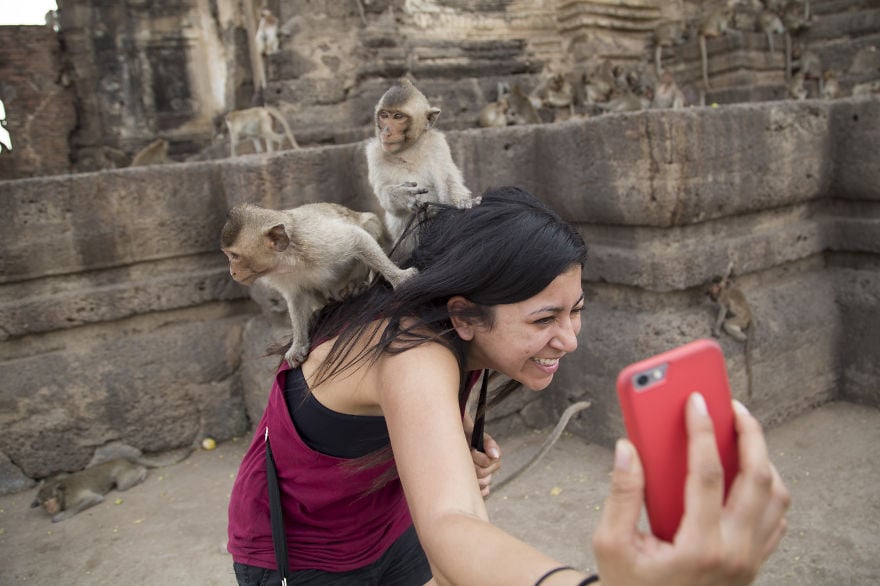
[478, 98, 510, 128]
[699, 4, 735, 89]
[130, 138, 170, 167]
[32, 446, 192, 523]
[225, 106, 298, 158]
[255, 9, 280, 56]
[787, 71, 808, 100]
[506, 83, 543, 125]
[529, 71, 575, 119]
[365, 79, 479, 243]
[653, 21, 688, 75]
[221, 202, 418, 367]
[652, 70, 686, 109]
[820, 70, 840, 99]
[758, 9, 785, 53]
[707, 269, 755, 398]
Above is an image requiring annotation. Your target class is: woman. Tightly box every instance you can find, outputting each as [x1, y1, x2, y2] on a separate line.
[228, 186, 790, 585]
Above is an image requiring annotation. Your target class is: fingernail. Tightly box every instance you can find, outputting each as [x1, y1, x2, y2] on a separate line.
[691, 392, 709, 416]
[489, 447, 500, 459]
[733, 400, 750, 416]
[614, 439, 632, 472]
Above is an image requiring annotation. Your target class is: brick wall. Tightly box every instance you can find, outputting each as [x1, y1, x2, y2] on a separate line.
[0, 25, 75, 180]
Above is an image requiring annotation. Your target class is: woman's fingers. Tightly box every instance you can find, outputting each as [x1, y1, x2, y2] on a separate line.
[677, 393, 726, 542]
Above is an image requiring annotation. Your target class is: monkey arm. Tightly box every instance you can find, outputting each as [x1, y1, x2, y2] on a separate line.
[712, 304, 727, 337]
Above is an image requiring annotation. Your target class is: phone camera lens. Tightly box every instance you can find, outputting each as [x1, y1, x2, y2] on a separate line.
[636, 374, 650, 387]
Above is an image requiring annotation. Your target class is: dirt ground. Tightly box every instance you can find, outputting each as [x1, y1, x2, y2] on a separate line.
[1, 401, 878, 585]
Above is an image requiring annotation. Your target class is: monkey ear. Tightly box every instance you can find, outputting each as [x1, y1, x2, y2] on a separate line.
[264, 224, 291, 252]
[426, 107, 441, 129]
[448, 296, 477, 340]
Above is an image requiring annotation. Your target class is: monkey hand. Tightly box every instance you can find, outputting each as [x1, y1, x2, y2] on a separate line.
[711, 329, 721, 338]
[386, 181, 429, 209]
[453, 194, 482, 210]
[284, 340, 310, 368]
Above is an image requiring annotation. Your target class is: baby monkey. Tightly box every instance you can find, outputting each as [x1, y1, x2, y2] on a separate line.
[221, 202, 418, 366]
[707, 271, 752, 342]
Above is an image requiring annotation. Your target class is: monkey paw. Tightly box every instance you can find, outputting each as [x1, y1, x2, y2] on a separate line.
[285, 343, 310, 368]
[391, 267, 419, 288]
[332, 280, 370, 301]
[454, 195, 481, 209]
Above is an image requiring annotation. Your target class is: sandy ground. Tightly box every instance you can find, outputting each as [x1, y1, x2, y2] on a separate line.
[1, 401, 878, 585]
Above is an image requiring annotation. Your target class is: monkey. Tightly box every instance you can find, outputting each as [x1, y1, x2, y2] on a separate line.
[478, 98, 510, 128]
[255, 9, 280, 56]
[787, 71, 808, 100]
[782, 1, 812, 80]
[490, 401, 592, 494]
[221, 202, 418, 367]
[365, 79, 479, 244]
[852, 80, 880, 97]
[652, 70, 686, 109]
[529, 71, 575, 120]
[129, 138, 171, 167]
[652, 21, 688, 75]
[699, 3, 735, 89]
[506, 82, 543, 125]
[706, 268, 755, 399]
[792, 44, 823, 93]
[757, 9, 785, 53]
[848, 45, 879, 75]
[31, 446, 193, 523]
[225, 106, 298, 158]
[583, 60, 616, 105]
[820, 70, 841, 99]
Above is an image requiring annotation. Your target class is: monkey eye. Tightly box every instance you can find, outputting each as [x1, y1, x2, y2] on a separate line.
[392, 112, 406, 120]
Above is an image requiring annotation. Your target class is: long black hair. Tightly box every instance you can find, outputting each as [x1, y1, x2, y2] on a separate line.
[309, 185, 588, 405]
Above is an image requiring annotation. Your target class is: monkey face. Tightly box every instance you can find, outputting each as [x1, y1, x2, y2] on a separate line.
[376, 109, 410, 153]
[33, 482, 64, 514]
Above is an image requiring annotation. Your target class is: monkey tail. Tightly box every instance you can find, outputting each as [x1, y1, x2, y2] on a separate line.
[490, 401, 591, 494]
[700, 35, 710, 89]
[265, 106, 299, 149]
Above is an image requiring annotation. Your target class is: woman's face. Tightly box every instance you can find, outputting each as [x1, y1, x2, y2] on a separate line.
[465, 265, 584, 391]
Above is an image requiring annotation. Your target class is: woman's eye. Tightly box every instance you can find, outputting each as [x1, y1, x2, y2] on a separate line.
[534, 316, 555, 325]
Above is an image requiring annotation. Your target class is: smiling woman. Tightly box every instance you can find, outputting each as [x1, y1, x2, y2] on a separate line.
[0, 1, 57, 25]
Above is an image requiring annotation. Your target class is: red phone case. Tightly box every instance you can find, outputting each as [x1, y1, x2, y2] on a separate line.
[615, 338, 739, 542]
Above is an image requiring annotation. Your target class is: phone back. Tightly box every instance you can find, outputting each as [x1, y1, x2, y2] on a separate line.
[615, 338, 739, 542]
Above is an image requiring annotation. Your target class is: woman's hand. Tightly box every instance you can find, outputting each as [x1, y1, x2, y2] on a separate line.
[471, 433, 502, 496]
[592, 394, 791, 586]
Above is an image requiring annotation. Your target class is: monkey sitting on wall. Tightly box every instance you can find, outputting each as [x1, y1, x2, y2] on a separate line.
[707, 271, 752, 342]
[221, 202, 418, 367]
[225, 106, 299, 158]
[365, 79, 480, 244]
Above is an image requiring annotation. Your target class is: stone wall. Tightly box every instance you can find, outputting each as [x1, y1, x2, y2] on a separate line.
[0, 26, 76, 179]
[1, 96, 877, 492]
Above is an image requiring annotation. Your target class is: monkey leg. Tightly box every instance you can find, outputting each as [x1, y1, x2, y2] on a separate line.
[723, 320, 748, 343]
[283, 293, 316, 367]
[351, 229, 418, 288]
[52, 491, 105, 522]
[114, 464, 148, 491]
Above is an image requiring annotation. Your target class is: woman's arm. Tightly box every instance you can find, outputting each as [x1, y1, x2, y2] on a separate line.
[377, 342, 588, 586]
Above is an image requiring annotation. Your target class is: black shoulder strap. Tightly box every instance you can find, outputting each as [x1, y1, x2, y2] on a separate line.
[470, 369, 490, 453]
[265, 427, 290, 585]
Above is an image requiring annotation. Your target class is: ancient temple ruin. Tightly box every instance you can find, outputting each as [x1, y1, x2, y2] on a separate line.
[0, 0, 878, 490]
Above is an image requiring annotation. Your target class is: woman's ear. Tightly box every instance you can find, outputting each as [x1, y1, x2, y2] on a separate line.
[447, 296, 476, 340]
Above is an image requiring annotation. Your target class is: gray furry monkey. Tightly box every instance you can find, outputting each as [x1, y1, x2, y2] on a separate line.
[365, 79, 479, 244]
[220, 202, 418, 367]
[32, 448, 192, 523]
[707, 267, 755, 398]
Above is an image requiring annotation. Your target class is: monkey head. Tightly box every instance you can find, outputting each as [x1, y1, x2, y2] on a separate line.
[220, 204, 293, 286]
[374, 79, 440, 154]
[706, 276, 725, 301]
[32, 479, 65, 515]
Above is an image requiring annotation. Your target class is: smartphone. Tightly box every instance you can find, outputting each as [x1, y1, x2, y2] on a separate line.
[615, 338, 739, 542]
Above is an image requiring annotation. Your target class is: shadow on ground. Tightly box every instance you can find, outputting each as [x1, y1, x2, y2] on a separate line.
[1, 402, 877, 585]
